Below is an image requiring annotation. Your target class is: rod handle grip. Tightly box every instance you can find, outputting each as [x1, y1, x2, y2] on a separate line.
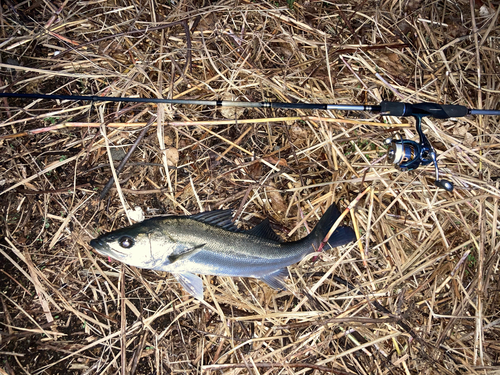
[380, 101, 468, 119]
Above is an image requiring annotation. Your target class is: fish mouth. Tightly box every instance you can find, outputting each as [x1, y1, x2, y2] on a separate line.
[89, 238, 126, 259]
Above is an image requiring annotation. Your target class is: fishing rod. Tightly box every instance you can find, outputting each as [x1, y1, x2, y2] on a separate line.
[2, 92, 500, 191]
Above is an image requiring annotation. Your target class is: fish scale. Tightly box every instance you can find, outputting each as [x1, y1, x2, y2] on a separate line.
[90, 203, 356, 300]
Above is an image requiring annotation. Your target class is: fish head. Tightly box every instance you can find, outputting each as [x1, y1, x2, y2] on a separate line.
[90, 220, 171, 269]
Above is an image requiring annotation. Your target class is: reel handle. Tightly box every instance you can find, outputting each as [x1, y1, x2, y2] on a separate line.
[429, 149, 454, 192]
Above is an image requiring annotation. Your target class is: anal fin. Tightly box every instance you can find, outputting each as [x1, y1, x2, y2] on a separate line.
[260, 268, 289, 291]
[173, 272, 204, 301]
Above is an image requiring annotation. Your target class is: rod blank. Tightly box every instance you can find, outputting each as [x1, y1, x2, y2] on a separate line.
[0, 92, 498, 117]
[0, 92, 329, 109]
[0, 92, 374, 111]
[469, 109, 500, 116]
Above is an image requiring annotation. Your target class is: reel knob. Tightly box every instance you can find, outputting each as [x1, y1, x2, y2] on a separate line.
[434, 179, 454, 192]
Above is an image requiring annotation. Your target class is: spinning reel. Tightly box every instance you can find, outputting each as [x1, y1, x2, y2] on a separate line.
[380, 102, 471, 192]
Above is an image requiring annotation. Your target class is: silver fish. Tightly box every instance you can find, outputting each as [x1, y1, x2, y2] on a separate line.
[90, 203, 355, 300]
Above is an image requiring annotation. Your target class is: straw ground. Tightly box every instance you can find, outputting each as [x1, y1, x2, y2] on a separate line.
[1, 0, 499, 374]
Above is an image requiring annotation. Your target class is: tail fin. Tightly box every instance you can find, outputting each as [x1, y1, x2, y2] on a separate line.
[309, 204, 356, 249]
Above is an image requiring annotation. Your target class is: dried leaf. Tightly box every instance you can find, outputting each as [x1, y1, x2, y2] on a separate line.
[127, 206, 145, 222]
[247, 162, 262, 180]
[164, 147, 179, 166]
[263, 156, 288, 167]
[452, 124, 469, 137]
[219, 93, 245, 119]
[289, 124, 308, 142]
[164, 134, 174, 146]
[479, 5, 494, 16]
[266, 182, 287, 214]
[463, 132, 474, 147]
[180, 184, 194, 201]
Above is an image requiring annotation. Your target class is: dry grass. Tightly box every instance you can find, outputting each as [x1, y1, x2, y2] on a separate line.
[1, 0, 500, 374]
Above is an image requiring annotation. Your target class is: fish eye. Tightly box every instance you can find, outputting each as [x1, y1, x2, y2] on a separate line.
[118, 236, 135, 248]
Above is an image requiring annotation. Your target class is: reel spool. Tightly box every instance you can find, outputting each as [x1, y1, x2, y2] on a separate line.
[386, 137, 417, 168]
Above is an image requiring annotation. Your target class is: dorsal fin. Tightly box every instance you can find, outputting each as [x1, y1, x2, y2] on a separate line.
[189, 209, 241, 232]
[245, 218, 282, 242]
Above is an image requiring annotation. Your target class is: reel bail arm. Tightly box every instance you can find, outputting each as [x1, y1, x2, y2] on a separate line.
[381, 102, 457, 192]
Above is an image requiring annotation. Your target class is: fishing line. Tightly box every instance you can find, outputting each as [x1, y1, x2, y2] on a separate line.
[2, 91, 500, 191]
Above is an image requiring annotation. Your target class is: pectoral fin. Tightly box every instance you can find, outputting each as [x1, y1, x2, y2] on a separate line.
[168, 244, 205, 263]
[173, 272, 204, 301]
[260, 268, 289, 291]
